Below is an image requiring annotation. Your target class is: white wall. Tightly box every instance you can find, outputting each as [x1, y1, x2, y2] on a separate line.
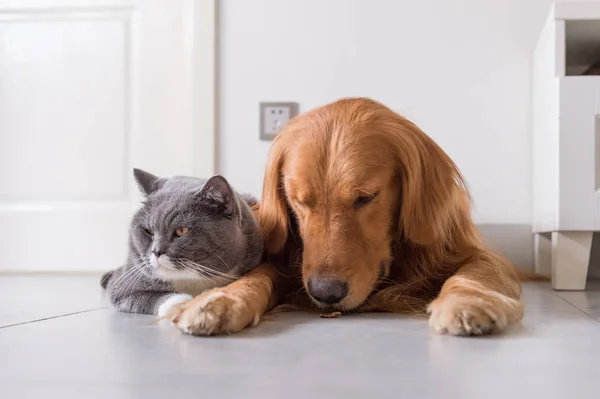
[218, 0, 557, 224]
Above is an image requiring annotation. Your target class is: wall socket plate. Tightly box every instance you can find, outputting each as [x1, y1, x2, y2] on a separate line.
[259, 102, 299, 140]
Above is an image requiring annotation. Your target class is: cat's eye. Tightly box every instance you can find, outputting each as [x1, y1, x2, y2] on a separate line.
[143, 228, 153, 236]
[175, 227, 189, 237]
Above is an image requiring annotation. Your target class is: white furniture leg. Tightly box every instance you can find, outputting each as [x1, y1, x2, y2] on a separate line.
[551, 231, 593, 290]
[534, 233, 552, 277]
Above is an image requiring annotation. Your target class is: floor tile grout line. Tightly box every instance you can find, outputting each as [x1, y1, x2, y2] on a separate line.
[554, 294, 600, 322]
[0, 307, 109, 329]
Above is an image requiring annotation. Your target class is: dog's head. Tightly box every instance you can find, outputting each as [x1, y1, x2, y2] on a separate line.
[259, 98, 466, 310]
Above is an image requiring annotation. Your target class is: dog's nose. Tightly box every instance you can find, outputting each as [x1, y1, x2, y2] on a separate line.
[307, 277, 348, 305]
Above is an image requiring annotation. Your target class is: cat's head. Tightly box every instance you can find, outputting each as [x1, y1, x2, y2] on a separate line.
[130, 168, 248, 283]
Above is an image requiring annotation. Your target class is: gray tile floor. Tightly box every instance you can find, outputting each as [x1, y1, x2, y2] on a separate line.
[1, 276, 599, 399]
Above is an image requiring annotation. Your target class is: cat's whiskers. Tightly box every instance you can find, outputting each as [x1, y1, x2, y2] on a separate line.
[171, 261, 218, 290]
[128, 264, 148, 297]
[112, 266, 143, 299]
[185, 260, 236, 278]
[176, 262, 210, 291]
[173, 259, 214, 280]
[176, 261, 210, 280]
[129, 256, 155, 294]
[116, 266, 146, 298]
[157, 259, 198, 282]
[174, 259, 236, 285]
[110, 258, 144, 292]
[214, 253, 233, 271]
[181, 259, 237, 280]
[112, 257, 149, 298]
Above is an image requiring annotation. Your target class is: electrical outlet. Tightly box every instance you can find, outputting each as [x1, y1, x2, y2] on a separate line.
[259, 102, 299, 140]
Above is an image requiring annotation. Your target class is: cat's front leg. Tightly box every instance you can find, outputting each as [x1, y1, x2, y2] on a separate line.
[110, 289, 191, 316]
[112, 290, 192, 316]
[105, 270, 190, 316]
[155, 293, 193, 317]
[166, 263, 279, 335]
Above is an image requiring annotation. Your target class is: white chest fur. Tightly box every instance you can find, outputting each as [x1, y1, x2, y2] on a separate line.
[171, 277, 228, 297]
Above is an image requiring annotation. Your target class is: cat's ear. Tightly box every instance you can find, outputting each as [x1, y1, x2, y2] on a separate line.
[133, 168, 163, 196]
[199, 175, 235, 216]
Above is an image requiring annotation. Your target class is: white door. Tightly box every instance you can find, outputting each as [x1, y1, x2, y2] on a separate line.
[0, 0, 215, 272]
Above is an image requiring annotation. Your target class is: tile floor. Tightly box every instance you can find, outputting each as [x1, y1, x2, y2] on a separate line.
[0, 276, 599, 399]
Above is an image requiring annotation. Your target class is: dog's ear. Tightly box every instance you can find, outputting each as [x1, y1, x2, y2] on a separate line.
[258, 136, 290, 254]
[386, 115, 468, 246]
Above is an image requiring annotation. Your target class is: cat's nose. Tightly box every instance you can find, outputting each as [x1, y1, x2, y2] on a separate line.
[152, 248, 165, 257]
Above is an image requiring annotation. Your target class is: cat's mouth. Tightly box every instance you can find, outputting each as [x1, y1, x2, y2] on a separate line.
[151, 254, 201, 281]
[150, 253, 174, 270]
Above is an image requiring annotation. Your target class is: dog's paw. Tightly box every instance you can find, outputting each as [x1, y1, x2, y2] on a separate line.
[170, 289, 258, 336]
[427, 294, 506, 336]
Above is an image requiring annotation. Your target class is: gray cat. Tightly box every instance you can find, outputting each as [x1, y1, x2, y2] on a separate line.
[101, 168, 263, 317]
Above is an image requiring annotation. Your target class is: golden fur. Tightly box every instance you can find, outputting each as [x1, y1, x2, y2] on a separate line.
[168, 97, 528, 336]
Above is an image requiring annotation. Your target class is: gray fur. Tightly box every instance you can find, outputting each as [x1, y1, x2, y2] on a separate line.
[101, 169, 263, 316]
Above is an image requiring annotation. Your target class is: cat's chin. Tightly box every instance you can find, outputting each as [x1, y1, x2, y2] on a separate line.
[154, 265, 201, 282]
[151, 255, 200, 282]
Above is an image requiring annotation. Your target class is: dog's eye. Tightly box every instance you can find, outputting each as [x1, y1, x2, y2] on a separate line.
[354, 193, 378, 208]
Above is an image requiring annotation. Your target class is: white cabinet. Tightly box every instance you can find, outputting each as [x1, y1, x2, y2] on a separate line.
[532, 1, 600, 289]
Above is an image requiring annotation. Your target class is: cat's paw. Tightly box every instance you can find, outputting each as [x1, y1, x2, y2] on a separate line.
[157, 293, 193, 318]
[169, 289, 258, 336]
[427, 294, 506, 336]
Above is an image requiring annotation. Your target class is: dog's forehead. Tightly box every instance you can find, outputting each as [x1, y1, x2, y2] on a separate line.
[283, 140, 394, 200]
[282, 148, 321, 199]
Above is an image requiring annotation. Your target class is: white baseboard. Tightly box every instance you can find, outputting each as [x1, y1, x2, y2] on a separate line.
[477, 224, 534, 271]
[479, 225, 600, 279]
[8, 224, 599, 277]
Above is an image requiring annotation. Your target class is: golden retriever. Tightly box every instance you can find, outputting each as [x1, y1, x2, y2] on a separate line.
[167, 97, 530, 336]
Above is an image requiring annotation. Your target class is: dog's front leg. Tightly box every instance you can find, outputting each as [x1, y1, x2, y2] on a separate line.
[165, 263, 280, 336]
[427, 258, 524, 336]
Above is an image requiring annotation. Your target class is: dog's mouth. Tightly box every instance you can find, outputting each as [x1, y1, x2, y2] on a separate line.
[378, 261, 386, 280]
[307, 262, 387, 311]
[359, 262, 387, 304]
